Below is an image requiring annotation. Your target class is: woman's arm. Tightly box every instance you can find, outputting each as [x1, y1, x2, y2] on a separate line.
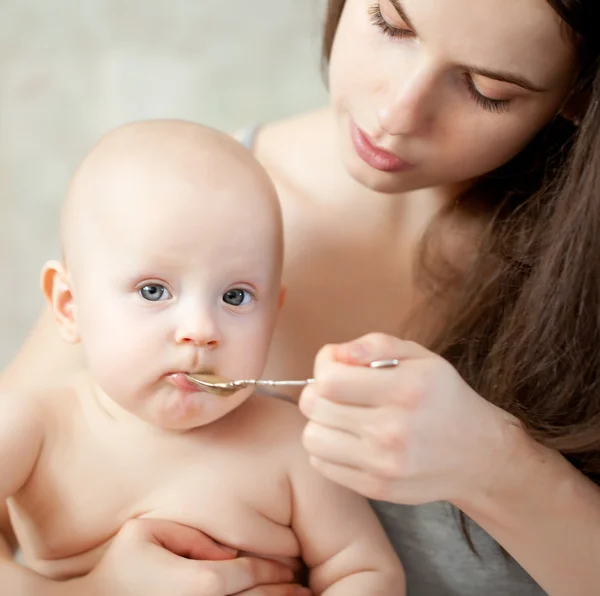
[457, 424, 600, 596]
[0, 307, 85, 393]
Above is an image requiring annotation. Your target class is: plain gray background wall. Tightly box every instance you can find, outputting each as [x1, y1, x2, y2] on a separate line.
[0, 1, 328, 367]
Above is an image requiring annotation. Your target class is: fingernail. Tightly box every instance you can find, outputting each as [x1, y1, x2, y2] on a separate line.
[347, 341, 367, 361]
[219, 545, 238, 555]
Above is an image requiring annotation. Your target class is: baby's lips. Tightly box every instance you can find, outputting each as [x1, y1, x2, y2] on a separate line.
[167, 372, 206, 392]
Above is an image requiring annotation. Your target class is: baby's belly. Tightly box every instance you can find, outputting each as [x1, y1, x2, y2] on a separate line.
[21, 540, 111, 581]
[14, 497, 301, 581]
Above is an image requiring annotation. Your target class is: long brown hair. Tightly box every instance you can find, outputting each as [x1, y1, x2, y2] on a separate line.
[323, 1, 600, 482]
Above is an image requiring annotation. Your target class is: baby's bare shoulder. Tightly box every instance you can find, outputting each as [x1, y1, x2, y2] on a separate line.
[0, 376, 82, 437]
[0, 384, 47, 423]
[0, 384, 66, 495]
[250, 393, 305, 429]
[225, 393, 306, 452]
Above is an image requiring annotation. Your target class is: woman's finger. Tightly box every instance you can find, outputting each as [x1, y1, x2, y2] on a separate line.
[143, 518, 237, 561]
[326, 333, 428, 367]
[235, 584, 312, 595]
[302, 421, 365, 468]
[309, 360, 405, 406]
[209, 556, 295, 595]
[308, 457, 391, 501]
[299, 387, 371, 432]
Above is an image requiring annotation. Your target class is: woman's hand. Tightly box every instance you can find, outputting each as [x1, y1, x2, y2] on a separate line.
[80, 519, 309, 596]
[299, 333, 521, 506]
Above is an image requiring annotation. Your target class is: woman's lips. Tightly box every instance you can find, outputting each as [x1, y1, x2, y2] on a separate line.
[350, 120, 415, 173]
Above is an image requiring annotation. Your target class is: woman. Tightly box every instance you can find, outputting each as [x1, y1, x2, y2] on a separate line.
[3, 0, 600, 593]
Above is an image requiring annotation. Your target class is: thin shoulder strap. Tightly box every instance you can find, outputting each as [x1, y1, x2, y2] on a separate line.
[236, 124, 262, 152]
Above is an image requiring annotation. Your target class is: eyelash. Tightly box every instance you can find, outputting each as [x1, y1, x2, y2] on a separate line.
[368, 3, 412, 39]
[464, 75, 510, 113]
[368, 3, 511, 114]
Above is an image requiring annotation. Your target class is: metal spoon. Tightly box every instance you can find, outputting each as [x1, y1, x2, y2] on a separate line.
[184, 359, 400, 397]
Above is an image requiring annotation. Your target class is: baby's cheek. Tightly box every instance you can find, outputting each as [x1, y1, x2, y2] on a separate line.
[83, 323, 147, 386]
[249, 332, 273, 372]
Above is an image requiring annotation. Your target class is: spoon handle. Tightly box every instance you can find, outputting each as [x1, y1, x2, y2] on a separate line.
[250, 359, 399, 389]
[251, 378, 315, 388]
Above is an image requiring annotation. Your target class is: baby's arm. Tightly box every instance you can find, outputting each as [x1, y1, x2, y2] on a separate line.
[288, 444, 405, 595]
[0, 390, 44, 554]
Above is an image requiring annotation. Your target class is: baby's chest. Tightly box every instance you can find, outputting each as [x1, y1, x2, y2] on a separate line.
[14, 434, 298, 570]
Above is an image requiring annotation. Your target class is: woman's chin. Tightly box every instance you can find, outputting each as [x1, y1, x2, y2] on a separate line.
[343, 154, 423, 195]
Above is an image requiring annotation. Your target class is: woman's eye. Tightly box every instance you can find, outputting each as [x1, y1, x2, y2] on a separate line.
[139, 284, 172, 302]
[222, 289, 253, 307]
[465, 76, 511, 113]
[368, 2, 413, 39]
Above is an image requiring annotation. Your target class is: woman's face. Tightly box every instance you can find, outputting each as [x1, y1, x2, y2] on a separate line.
[328, 0, 577, 194]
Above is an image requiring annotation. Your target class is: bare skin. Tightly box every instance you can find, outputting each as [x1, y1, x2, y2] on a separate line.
[3, 0, 600, 593]
[257, 108, 449, 390]
[6, 374, 399, 595]
[0, 120, 404, 595]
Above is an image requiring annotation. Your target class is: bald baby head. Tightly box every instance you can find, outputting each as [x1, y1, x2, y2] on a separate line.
[61, 120, 283, 277]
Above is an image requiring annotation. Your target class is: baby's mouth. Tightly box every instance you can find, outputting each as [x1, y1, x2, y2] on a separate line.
[167, 372, 213, 393]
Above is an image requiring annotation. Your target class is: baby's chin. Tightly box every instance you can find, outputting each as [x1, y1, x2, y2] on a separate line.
[150, 410, 234, 432]
[138, 387, 253, 432]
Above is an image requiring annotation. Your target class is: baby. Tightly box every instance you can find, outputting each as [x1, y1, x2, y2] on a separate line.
[0, 120, 405, 594]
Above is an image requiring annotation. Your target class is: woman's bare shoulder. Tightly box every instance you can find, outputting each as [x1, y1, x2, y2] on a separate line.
[252, 108, 335, 200]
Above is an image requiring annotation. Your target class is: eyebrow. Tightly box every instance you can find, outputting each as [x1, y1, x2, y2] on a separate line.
[389, 0, 547, 93]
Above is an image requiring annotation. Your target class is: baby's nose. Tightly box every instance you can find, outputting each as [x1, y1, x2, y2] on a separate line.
[175, 312, 221, 347]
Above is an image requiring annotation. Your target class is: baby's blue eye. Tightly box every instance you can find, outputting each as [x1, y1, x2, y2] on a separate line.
[223, 289, 252, 306]
[139, 284, 172, 302]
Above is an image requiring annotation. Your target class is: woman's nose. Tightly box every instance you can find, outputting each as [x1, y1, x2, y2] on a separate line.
[376, 59, 438, 136]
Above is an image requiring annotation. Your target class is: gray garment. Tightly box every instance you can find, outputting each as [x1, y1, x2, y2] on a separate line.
[243, 125, 546, 594]
[372, 500, 546, 595]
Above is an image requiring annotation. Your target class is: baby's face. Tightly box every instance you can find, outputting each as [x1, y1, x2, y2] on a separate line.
[66, 141, 283, 430]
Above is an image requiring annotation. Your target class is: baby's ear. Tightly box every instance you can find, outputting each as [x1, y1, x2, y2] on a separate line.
[278, 285, 287, 310]
[41, 261, 80, 344]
